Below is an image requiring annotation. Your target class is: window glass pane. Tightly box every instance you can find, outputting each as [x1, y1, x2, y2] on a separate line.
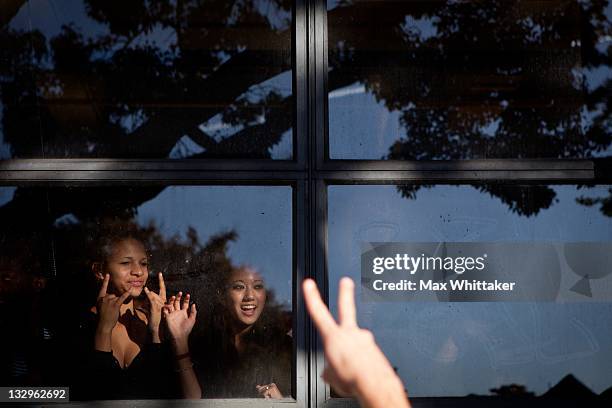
[0, 1, 292, 159]
[327, 0, 612, 160]
[0, 185, 293, 400]
[329, 184, 612, 397]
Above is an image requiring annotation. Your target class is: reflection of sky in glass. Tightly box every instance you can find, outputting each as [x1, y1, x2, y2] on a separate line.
[136, 186, 292, 305]
[328, 185, 612, 396]
[329, 83, 401, 159]
[0, 187, 17, 207]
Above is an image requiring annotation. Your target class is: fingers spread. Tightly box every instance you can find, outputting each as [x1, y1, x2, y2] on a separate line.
[97, 274, 110, 299]
[338, 277, 357, 328]
[158, 272, 166, 301]
[303, 279, 337, 338]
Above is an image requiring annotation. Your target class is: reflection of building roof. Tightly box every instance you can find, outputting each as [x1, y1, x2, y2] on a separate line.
[542, 374, 597, 399]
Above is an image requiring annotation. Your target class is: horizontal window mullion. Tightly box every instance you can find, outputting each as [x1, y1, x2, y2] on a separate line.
[318, 159, 593, 172]
[315, 170, 594, 182]
[0, 159, 307, 172]
[0, 171, 307, 183]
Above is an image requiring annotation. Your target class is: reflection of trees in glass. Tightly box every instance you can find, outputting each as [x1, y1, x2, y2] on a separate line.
[330, 0, 610, 159]
[576, 187, 612, 216]
[398, 183, 612, 218]
[0, 0, 292, 158]
[397, 184, 560, 217]
[329, 0, 611, 216]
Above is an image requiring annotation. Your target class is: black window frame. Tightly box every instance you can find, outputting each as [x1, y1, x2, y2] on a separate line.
[1, 1, 611, 407]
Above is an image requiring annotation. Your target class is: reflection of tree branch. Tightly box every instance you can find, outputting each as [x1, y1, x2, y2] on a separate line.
[0, 187, 164, 234]
[577, 188, 612, 217]
[115, 45, 290, 157]
[475, 184, 557, 217]
[397, 184, 558, 217]
[191, 94, 291, 158]
[0, 0, 25, 28]
[328, 0, 612, 216]
[0, 92, 291, 226]
[1, 0, 292, 158]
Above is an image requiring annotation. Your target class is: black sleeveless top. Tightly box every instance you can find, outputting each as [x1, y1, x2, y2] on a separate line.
[69, 312, 179, 400]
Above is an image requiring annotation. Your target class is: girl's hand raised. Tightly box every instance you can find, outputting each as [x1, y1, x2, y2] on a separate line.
[143, 272, 167, 343]
[164, 292, 202, 399]
[163, 292, 197, 354]
[95, 274, 130, 351]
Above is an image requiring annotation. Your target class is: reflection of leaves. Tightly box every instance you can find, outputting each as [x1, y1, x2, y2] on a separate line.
[397, 184, 557, 217]
[1, 0, 292, 158]
[475, 185, 557, 217]
[576, 188, 612, 217]
[327, 0, 611, 216]
[397, 184, 423, 200]
[85, 0, 170, 37]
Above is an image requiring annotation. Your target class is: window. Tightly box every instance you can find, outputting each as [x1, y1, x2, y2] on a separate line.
[1, 0, 292, 159]
[0, 185, 294, 400]
[328, 184, 612, 397]
[0, 0, 610, 407]
[327, 0, 611, 161]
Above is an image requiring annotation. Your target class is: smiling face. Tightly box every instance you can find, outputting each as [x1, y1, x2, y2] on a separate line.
[99, 237, 149, 298]
[225, 267, 267, 328]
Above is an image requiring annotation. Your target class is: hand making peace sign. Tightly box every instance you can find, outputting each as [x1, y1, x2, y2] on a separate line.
[302, 278, 411, 408]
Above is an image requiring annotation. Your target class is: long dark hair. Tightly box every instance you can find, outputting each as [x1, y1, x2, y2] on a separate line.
[196, 263, 289, 356]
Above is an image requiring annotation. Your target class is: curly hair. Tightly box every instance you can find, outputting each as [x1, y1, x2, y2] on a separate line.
[87, 219, 148, 265]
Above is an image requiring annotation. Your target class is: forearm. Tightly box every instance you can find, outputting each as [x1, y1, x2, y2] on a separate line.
[94, 327, 112, 352]
[176, 360, 201, 399]
[356, 375, 410, 408]
[173, 340, 202, 399]
[150, 325, 161, 344]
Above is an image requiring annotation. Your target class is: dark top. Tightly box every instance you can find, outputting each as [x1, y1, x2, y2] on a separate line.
[70, 312, 179, 400]
[194, 328, 292, 398]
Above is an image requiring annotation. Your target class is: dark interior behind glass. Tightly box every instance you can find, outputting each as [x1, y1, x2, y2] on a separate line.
[0, 185, 293, 399]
